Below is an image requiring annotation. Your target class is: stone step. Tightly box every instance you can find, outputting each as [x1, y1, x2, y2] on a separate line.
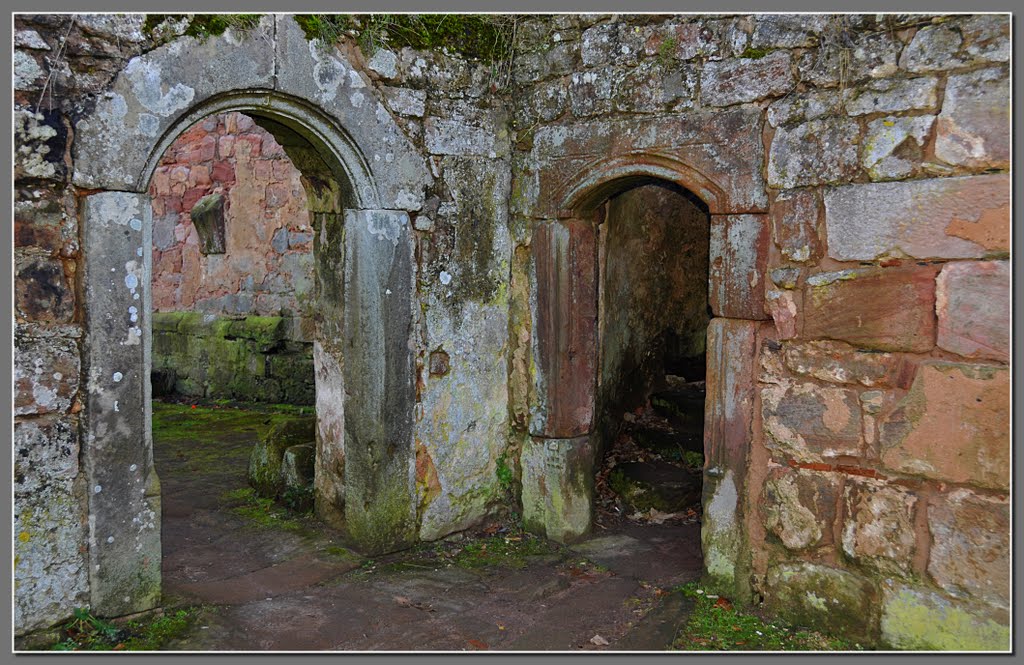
[609, 461, 702, 514]
[630, 426, 703, 455]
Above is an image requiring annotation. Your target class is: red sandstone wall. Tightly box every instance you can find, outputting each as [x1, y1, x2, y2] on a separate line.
[148, 112, 314, 333]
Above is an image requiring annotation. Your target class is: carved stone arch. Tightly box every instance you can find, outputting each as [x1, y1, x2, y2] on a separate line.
[75, 15, 429, 619]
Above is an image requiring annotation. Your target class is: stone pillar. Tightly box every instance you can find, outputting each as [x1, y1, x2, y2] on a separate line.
[80, 192, 161, 617]
[339, 209, 418, 555]
[521, 436, 596, 543]
[702, 318, 760, 600]
[312, 211, 346, 529]
[524, 219, 599, 542]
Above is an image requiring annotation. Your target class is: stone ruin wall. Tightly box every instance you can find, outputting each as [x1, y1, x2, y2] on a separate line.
[149, 112, 316, 403]
[13, 13, 1010, 648]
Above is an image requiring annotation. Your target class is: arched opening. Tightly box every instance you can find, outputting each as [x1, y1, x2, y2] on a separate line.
[79, 90, 421, 619]
[147, 111, 332, 604]
[592, 180, 709, 533]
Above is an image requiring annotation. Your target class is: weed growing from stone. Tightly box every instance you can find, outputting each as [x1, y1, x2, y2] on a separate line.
[50, 607, 198, 651]
[671, 583, 861, 651]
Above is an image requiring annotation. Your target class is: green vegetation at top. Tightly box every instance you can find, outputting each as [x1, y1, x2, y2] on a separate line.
[143, 14, 263, 40]
[671, 583, 863, 651]
[294, 14, 516, 62]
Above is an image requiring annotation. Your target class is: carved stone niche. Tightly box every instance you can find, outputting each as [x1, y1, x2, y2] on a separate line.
[190, 192, 226, 254]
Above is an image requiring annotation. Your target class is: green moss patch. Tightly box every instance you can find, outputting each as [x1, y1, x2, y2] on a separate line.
[48, 607, 201, 651]
[671, 583, 861, 651]
[295, 14, 515, 62]
[143, 14, 262, 40]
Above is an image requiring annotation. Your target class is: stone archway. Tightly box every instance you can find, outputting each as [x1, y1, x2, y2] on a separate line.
[73, 16, 430, 619]
[521, 111, 771, 601]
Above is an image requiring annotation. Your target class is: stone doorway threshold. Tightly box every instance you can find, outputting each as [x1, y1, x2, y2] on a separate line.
[155, 400, 702, 651]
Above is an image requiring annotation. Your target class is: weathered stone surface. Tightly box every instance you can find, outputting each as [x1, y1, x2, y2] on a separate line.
[841, 478, 916, 574]
[844, 77, 938, 116]
[702, 319, 759, 595]
[700, 51, 794, 107]
[928, 489, 1009, 609]
[764, 562, 878, 644]
[416, 157, 511, 540]
[767, 116, 859, 189]
[824, 175, 1009, 261]
[249, 418, 316, 497]
[424, 117, 500, 157]
[613, 61, 696, 113]
[765, 288, 799, 340]
[900, 23, 966, 73]
[273, 15, 431, 210]
[529, 219, 597, 438]
[799, 31, 902, 87]
[934, 67, 1010, 170]
[14, 332, 79, 416]
[80, 191, 161, 618]
[960, 15, 1010, 64]
[750, 14, 827, 48]
[521, 436, 595, 543]
[14, 416, 89, 635]
[760, 468, 839, 551]
[709, 214, 769, 320]
[14, 107, 65, 181]
[642, 20, 718, 61]
[14, 251, 75, 324]
[879, 361, 1009, 490]
[936, 261, 1009, 363]
[762, 382, 862, 462]
[862, 115, 934, 181]
[766, 89, 842, 128]
[73, 17, 276, 190]
[568, 68, 614, 117]
[803, 266, 938, 353]
[880, 583, 1009, 651]
[340, 209, 417, 554]
[770, 188, 821, 263]
[783, 340, 912, 388]
[381, 86, 426, 118]
[530, 106, 768, 215]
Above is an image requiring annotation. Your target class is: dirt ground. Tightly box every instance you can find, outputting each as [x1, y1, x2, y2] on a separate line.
[154, 400, 703, 652]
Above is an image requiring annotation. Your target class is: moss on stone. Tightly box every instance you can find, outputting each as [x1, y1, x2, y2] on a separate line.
[740, 46, 771, 59]
[143, 14, 263, 40]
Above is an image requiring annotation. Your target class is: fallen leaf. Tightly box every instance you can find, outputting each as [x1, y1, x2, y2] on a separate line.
[714, 597, 733, 611]
[590, 634, 610, 646]
[467, 639, 489, 650]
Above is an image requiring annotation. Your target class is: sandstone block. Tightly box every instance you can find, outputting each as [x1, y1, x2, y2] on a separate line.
[881, 583, 1009, 651]
[701, 50, 794, 107]
[709, 214, 769, 320]
[935, 67, 1010, 170]
[845, 77, 938, 116]
[760, 468, 839, 551]
[762, 382, 862, 462]
[14, 333, 79, 416]
[764, 562, 878, 644]
[899, 24, 965, 72]
[768, 116, 860, 188]
[862, 115, 934, 181]
[879, 361, 1008, 490]
[770, 188, 822, 262]
[783, 340, 912, 388]
[802, 266, 938, 353]
[841, 477, 917, 574]
[824, 175, 1009, 261]
[928, 489, 1010, 609]
[15, 252, 75, 323]
[521, 436, 595, 543]
[936, 261, 1009, 362]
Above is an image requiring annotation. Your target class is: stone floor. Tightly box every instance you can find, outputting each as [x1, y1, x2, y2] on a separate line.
[153, 400, 703, 651]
